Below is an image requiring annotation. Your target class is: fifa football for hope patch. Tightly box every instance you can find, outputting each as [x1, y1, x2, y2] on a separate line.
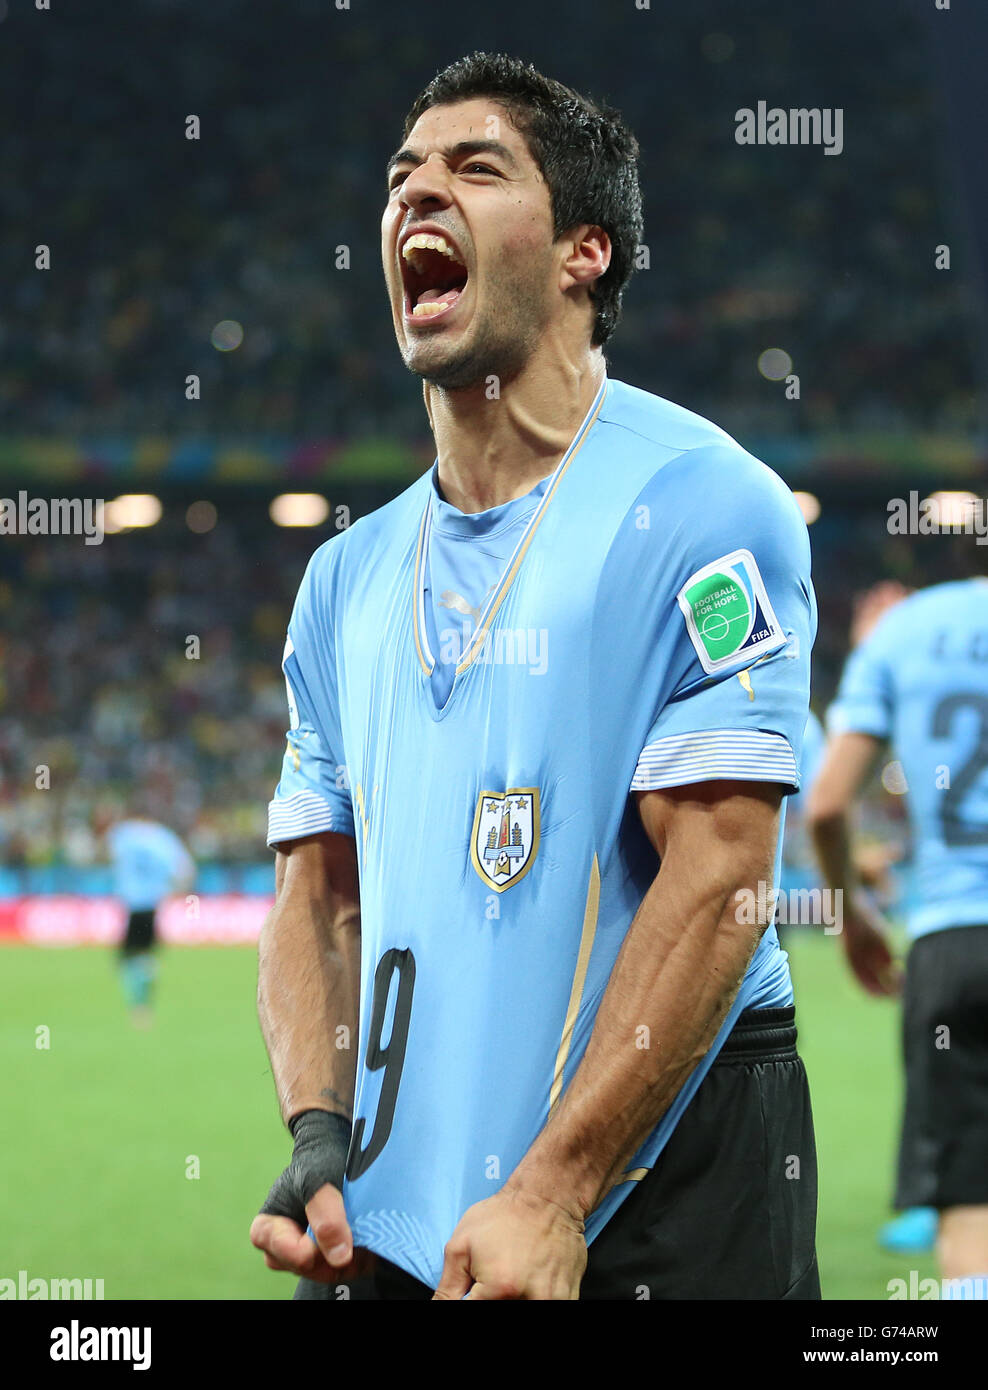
[677, 549, 786, 675]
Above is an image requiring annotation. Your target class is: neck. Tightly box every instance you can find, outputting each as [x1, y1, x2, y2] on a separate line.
[425, 342, 606, 513]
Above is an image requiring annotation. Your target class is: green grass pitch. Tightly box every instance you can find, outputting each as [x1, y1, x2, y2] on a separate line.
[1, 932, 937, 1299]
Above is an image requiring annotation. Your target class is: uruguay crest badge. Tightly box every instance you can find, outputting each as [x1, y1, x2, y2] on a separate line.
[470, 788, 540, 892]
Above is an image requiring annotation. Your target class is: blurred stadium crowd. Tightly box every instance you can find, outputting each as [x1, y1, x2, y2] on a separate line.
[3, 0, 982, 446]
[0, 500, 980, 883]
[1, 0, 984, 885]
[0, 514, 312, 885]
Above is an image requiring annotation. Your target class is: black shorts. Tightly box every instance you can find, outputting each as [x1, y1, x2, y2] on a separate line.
[121, 908, 156, 955]
[895, 923, 988, 1210]
[294, 1004, 820, 1301]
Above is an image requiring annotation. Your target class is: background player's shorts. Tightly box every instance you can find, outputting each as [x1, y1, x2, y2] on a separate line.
[120, 908, 156, 956]
[896, 923, 988, 1210]
[294, 1004, 820, 1301]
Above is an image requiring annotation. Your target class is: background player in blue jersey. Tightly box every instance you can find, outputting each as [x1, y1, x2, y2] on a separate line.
[841, 581, 938, 1256]
[251, 53, 820, 1299]
[808, 569, 988, 1293]
[106, 806, 195, 1028]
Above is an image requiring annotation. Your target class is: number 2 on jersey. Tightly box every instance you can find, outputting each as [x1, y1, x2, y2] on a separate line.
[931, 693, 988, 847]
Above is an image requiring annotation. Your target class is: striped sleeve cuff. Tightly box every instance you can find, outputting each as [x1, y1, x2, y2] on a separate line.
[631, 729, 799, 792]
[266, 790, 352, 847]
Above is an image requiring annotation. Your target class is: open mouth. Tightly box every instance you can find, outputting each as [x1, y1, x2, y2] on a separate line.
[400, 233, 469, 320]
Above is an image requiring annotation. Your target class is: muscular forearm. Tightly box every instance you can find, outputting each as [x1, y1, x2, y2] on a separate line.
[507, 809, 776, 1220]
[809, 810, 857, 897]
[257, 837, 361, 1127]
[806, 730, 882, 898]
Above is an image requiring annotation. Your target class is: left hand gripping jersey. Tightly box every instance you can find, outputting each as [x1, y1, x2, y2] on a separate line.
[268, 377, 816, 1287]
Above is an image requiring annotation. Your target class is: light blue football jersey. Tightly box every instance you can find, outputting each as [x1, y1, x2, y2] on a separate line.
[827, 578, 988, 938]
[425, 473, 550, 708]
[268, 377, 816, 1287]
[107, 819, 193, 913]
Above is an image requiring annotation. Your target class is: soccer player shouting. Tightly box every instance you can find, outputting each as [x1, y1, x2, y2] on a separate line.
[251, 53, 820, 1300]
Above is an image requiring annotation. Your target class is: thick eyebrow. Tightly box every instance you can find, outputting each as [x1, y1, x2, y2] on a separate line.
[386, 139, 520, 181]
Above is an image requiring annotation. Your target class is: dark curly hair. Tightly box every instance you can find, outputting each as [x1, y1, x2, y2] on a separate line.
[402, 52, 644, 347]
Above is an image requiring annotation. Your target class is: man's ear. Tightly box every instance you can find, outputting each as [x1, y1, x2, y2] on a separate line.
[559, 224, 611, 293]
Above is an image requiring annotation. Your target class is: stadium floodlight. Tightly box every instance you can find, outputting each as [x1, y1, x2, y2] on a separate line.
[793, 491, 820, 525]
[269, 493, 330, 527]
[102, 494, 163, 531]
[928, 490, 978, 528]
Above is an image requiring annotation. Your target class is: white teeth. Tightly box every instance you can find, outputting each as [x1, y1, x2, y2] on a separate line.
[412, 301, 450, 317]
[400, 233, 464, 266]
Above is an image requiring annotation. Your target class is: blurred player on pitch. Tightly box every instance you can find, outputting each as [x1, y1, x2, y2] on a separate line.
[106, 803, 195, 1028]
[809, 565, 988, 1293]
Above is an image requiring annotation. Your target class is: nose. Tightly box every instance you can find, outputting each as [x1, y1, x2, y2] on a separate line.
[398, 155, 453, 215]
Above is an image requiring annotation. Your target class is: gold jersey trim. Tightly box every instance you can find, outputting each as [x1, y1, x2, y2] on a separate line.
[412, 377, 608, 682]
[549, 853, 601, 1114]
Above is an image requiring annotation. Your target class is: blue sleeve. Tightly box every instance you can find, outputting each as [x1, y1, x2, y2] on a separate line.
[267, 549, 355, 846]
[632, 446, 816, 795]
[164, 828, 194, 880]
[799, 709, 827, 787]
[825, 616, 896, 741]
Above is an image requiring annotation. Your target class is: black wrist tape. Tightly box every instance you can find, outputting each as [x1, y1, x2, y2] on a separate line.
[260, 1109, 352, 1219]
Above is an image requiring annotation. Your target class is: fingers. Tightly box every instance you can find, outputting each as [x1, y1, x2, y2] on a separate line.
[865, 940, 901, 996]
[250, 1213, 338, 1281]
[252, 1181, 373, 1285]
[860, 953, 888, 996]
[431, 1244, 473, 1301]
[460, 1272, 580, 1300]
[843, 937, 881, 995]
[306, 1182, 356, 1270]
[854, 953, 889, 997]
[251, 1212, 376, 1283]
[460, 1281, 502, 1300]
[852, 945, 902, 998]
[878, 961, 904, 997]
